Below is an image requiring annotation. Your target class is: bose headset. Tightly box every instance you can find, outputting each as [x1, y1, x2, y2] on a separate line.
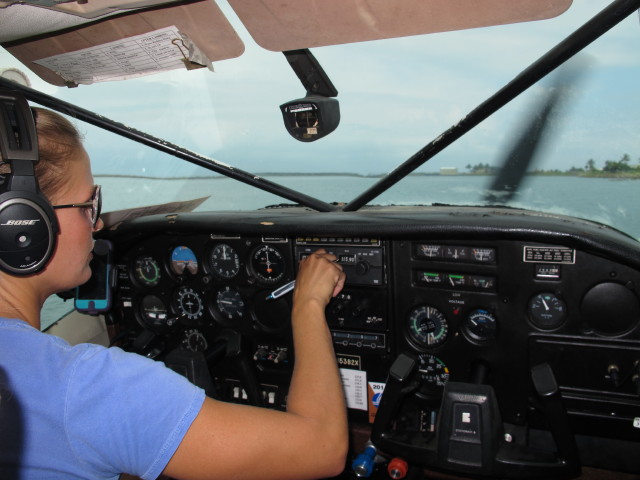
[0, 88, 58, 275]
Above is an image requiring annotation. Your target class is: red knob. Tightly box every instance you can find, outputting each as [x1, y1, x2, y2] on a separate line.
[387, 458, 408, 479]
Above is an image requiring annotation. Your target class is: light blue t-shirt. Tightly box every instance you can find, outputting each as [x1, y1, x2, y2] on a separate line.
[0, 318, 206, 480]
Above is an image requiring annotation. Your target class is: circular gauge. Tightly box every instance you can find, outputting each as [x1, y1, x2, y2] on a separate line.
[463, 308, 497, 343]
[417, 353, 450, 394]
[182, 329, 208, 352]
[140, 294, 169, 328]
[581, 282, 640, 336]
[210, 243, 241, 279]
[134, 256, 161, 287]
[252, 291, 291, 332]
[215, 286, 245, 320]
[250, 245, 285, 284]
[407, 305, 448, 348]
[175, 286, 204, 321]
[528, 293, 567, 330]
[170, 246, 198, 276]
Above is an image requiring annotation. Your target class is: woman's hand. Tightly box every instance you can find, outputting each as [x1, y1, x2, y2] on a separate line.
[293, 249, 346, 308]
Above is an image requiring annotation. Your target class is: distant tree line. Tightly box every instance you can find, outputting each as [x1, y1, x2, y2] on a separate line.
[465, 163, 498, 175]
[465, 154, 640, 177]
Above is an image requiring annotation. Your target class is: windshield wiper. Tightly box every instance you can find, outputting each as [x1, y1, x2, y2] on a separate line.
[343, 0, 640, 212]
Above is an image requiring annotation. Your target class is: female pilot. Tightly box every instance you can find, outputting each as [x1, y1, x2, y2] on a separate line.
[0, 106, 348, 480]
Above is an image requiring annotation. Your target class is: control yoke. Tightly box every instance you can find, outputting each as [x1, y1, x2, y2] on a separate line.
[370, 353, 581, 479]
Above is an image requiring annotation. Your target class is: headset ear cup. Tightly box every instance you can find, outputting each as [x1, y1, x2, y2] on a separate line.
[0, 190, 58, 276]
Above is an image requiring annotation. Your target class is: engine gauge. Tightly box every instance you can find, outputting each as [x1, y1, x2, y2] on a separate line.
[215, 286, 245, 320]
[417, 353, 450, 389]
[140, 294, 169, 327]
[134, 256, 161, 287]
[407, 305, 448, 348]
[250, 244, 285, 284]
[528, 292, 567, 330]
[209, 243, 241, 279]
[462, 308, 497, 343]
[170, 246, 198, 276]
[175, 286, 204, 321]
[182, 329, 208, 352]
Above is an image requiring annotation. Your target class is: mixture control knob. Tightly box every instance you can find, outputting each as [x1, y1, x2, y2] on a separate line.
[388, 458, 408, 479]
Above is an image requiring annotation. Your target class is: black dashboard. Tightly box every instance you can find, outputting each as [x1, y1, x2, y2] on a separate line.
[102, 206, 640, 478]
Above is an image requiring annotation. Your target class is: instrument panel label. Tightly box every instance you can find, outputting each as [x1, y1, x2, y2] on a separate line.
[368, 382, 386, 423]
[339, 368, 367, 411]
[336, 354, 362, 369]
[523, 245, 575, 264]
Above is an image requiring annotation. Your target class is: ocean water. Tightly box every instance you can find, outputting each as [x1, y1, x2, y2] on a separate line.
[43, 174, 640, 329]
[97, 174, 640, 238]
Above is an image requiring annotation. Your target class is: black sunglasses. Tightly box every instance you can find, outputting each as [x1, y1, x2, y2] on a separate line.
[52, 185, 102, 227]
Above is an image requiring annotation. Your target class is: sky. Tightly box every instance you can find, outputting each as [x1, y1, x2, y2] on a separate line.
[1, 0, 639, 177]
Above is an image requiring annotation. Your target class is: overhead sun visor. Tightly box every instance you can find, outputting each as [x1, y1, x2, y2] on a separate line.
[1, 0, 244, 86]
[0, 0, 184, 19]
[228, 0, 573, 51]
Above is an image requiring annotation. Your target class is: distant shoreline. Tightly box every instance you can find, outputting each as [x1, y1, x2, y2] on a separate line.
[94, 171, 640, 180]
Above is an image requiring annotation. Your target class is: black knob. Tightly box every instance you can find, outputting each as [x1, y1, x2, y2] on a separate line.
[356, 261, 370, 275]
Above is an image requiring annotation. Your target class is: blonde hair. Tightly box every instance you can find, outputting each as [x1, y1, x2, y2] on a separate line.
[0, 107, 83, 201]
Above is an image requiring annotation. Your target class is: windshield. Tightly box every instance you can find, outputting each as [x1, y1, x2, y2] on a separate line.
[1, 1, 639, 236]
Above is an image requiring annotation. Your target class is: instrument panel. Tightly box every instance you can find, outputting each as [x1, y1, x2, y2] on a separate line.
[104, 207, 640, 473]
[123, 236, 295, 335]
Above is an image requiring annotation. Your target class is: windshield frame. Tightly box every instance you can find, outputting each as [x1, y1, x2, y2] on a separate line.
[1, 1, 637, 215]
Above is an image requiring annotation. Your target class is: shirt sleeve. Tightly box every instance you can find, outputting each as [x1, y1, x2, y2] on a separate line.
[63, 344, 206, 480]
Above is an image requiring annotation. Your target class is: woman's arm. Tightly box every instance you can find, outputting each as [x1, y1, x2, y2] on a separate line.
[163, 249, 348, 480]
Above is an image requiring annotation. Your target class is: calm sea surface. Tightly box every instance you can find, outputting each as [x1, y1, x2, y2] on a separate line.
[97, 174, 640, 238]
[43, 174, 640, 328]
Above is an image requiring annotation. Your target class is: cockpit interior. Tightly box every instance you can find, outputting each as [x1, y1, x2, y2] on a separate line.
[1, 0, 640, 479]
